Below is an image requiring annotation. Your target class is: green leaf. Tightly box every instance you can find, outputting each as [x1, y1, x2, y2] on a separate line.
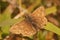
[0, 17, 25, 27]
[0, 5, 12, 23]
[46, 6, 57, 15]
[1, 25, 10, 34]
[44, 22, 60, 35]
[37, 31, 43, 40]
[37, 30, 46, 40]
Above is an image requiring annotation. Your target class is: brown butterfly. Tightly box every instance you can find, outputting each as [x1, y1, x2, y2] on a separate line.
[9, 6, 47, 37]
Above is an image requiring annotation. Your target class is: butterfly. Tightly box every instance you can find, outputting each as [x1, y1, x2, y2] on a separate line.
[9, 6, 47, 37]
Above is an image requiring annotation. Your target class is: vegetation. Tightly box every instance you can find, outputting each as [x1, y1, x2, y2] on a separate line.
[0, 0, 60, 40]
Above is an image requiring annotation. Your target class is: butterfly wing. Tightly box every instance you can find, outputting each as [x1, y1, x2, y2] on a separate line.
[10, 19, 36, 37]
[29, 6, 47, 29]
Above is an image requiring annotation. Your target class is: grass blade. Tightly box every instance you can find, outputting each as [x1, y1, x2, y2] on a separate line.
[44, 22, 60, 35]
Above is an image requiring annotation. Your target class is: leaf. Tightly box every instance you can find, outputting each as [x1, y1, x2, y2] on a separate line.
[1, 25, 10, 34]
[46, 6, 57, 15]
[37, 30, 46, 40]
[0, 17, 24, 27]
[37, 31, 42, 40]
[0, 5, 12, 23]
[44, 22, 60, 35]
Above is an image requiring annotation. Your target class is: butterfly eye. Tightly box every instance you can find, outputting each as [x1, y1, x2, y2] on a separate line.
[10, 19, 36, 37]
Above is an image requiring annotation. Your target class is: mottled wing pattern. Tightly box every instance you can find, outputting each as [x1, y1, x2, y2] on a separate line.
[10, 19, 36, 37]
[30, 6, 47, 29]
